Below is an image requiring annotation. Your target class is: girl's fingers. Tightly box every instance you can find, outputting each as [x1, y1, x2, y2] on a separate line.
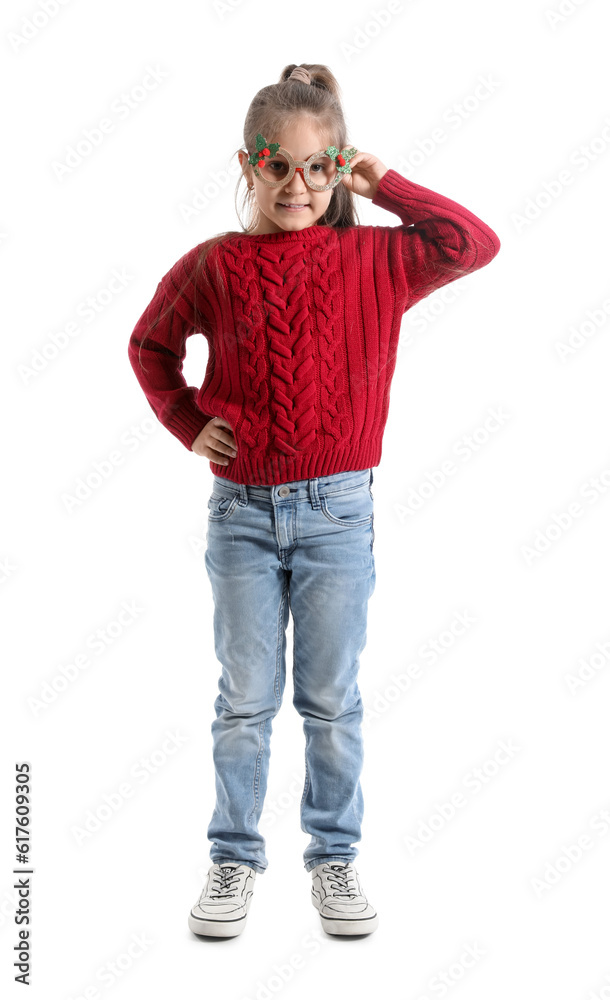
[215, 434, 237, 457]
[212, 427, 236, 449]
[221, 435, 237, 453]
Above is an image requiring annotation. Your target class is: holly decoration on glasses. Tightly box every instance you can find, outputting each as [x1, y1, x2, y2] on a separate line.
[248, 133, 358, 175]
[325, 145, 358, 174]
[248, 133, 281, 167]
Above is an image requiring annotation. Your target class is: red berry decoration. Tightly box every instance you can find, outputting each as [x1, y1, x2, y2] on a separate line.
[324, 144, 358, 175]
[248, 134, 282, 167]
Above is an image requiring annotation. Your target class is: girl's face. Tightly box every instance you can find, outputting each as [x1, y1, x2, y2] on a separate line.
[240, 120, 335, 235]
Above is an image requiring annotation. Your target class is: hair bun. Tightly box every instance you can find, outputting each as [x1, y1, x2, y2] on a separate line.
[288, 66, 312, 85]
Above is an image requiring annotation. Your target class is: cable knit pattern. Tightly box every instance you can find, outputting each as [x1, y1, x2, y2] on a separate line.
[221, 245, 272, 452]
[262, 241, 318, 455]
[311, 237, 350, 443]
[128, 168, 501, 485]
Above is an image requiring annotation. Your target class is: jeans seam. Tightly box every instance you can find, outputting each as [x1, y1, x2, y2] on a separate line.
[274, 580, 288, 707]
[300, 728, 311, 815]
[248, 718, 266, 825]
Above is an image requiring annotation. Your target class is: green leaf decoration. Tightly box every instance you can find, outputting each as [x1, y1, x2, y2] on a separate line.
[248, 133, 280, 166]
[326, 144, 358, 174]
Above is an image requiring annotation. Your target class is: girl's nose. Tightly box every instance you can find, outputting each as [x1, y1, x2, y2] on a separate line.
[285, 166, 309, 193]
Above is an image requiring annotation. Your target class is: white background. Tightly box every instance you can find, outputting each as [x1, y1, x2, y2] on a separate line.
[3, 0, 610, 997]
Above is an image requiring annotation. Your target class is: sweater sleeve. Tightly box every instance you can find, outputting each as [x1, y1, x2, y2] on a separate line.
[370, 167, 501, 309]
[127, 252, 214, 451]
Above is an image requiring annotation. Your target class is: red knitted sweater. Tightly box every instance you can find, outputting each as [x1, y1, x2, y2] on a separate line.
[128, 168, 500, 485]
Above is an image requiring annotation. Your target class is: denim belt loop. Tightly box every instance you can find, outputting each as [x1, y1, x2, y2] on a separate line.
[308, 477, 321, 509]
[237, 482, 248, 506]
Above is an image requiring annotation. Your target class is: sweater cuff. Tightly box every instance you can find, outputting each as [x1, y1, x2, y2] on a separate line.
[371, 167, 418, 217]
[165, 403, 213, 451]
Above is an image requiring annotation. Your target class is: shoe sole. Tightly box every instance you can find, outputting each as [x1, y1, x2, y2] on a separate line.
[188, 912, 247, 937]
[317, 911, 379, 935]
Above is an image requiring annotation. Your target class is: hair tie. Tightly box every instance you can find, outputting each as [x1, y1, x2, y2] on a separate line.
[288, 66, 311, 85]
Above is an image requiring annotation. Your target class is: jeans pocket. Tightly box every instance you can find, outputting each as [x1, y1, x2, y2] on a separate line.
[320, 482, 373, 527]
[207, 490, 240, 522]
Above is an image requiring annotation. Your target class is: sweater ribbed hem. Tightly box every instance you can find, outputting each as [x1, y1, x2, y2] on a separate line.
[209, 440, 383, 486]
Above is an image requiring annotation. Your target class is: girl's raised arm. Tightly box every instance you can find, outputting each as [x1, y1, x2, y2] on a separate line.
[369, 167, 501, 310]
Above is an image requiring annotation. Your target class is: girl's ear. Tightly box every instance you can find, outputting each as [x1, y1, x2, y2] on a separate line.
[238, 150, 252, 186]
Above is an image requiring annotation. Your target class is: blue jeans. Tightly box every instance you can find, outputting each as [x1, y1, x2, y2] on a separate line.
[203, 466, 376, 874]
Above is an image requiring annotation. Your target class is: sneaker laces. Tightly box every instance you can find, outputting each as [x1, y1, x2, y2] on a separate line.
[322, 863, 359, 899]
[208, 864, 240, 898]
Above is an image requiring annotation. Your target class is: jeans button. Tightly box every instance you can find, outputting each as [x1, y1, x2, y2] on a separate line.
[278, 486, 290, 497]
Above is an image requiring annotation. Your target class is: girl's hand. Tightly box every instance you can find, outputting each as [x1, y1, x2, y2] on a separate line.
[192, 416, 237, 466]
[339, 151, 389, 200]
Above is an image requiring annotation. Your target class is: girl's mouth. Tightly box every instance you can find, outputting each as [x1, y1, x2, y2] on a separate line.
[278, 203, 309, 212]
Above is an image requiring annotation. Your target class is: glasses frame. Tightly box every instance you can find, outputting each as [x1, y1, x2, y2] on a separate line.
[249, 146, 346, 192]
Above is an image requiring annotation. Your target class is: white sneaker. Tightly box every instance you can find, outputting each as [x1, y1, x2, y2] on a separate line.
[189, 862, 257, 937]
[311, 861, 379, 935]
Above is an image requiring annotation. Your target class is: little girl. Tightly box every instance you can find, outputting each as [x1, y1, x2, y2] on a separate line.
[128, 62, 501, 939]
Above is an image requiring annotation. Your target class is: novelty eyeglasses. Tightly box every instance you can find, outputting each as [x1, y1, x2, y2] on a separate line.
[247, 132, 358, 192]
